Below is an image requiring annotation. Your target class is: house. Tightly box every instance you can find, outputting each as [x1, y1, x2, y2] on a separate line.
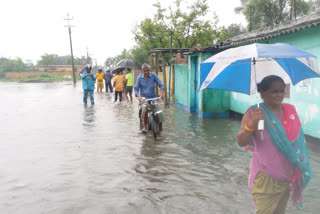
[175, 12, 320, 140]
[149, 48, 189, 106]
[174, 47, 230, 118]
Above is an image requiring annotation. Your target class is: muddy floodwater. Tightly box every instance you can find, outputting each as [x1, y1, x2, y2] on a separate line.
[0, 82, 319, 214]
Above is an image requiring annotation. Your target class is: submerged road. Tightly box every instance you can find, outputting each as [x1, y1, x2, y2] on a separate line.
[0, 82, 319, 214]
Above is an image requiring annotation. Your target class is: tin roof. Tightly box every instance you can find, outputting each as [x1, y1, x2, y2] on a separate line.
[221, 12, 320, 48]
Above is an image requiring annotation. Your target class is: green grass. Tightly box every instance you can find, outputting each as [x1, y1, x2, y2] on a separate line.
[0, 74, 81, 83]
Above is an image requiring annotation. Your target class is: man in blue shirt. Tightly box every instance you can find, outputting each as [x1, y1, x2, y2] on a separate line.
[134, 63, 164, 132]
[81, 64, 96, 105]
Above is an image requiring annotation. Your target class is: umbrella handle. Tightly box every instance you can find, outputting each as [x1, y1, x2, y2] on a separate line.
[258, 119, 264, 140]
[258, 120, 264, 131]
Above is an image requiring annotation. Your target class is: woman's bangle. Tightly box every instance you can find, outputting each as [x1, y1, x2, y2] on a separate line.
[245, 125, 255, 132]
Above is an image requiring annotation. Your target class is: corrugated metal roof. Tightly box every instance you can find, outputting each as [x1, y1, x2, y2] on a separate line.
[150, 48, 190, 53]
[221, 12, 320, 48]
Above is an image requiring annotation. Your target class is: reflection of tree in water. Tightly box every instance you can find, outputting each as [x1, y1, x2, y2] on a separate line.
[82, 106, 96, 128]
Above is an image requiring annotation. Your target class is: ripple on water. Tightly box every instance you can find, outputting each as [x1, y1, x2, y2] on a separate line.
[0, 83, 319, 213]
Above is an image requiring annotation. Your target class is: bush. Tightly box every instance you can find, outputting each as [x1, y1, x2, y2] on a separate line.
[39, 73, 50, 78]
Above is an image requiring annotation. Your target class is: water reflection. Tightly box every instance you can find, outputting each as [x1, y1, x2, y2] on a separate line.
[82, 105, 96, 128]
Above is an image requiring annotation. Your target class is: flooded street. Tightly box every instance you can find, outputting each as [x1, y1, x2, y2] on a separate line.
[0, 82, 319, 214]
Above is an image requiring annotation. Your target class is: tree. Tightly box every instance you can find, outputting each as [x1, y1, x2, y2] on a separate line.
[24, 59, 35, 71]
[130, 45, 149, 65]
[104, 49, 134, 69]
[74, 56, 87, 65]
[37, 54, 58, 66]
[0, 57, 26, 78]
[235, 0, 310, 31]
[308, 0, 320, 12]
[227, 23, 247, 37]
[133, 0, 228, 52]
[37, 54, 87, 66]
[104, 57, 116, 69]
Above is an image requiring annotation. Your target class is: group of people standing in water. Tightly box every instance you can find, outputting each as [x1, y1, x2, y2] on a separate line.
[80, 64, 133, 104]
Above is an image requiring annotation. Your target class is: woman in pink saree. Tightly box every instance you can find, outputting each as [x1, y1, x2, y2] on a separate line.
[237, 75, 311, 214]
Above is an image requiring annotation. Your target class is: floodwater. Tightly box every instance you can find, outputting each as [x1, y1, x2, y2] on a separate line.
[0, 82, 319, 214]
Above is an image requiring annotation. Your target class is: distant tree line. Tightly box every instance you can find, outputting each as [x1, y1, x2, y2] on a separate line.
[0, 54, 87, 78]
[36, 54, 88, 66]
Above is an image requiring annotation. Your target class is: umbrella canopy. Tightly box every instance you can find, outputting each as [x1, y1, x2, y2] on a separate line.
[116, 59, 139, 68]
[200, 43, 320, 95]
[111, 66, 125, 74]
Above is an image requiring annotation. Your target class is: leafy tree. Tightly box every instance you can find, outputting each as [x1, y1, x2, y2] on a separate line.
[235, 0, 310, 31]
[37, 54, 58, 66]
[133, 0, 228, 51]
[37, 54, 87, 66]
[0, 57, 26, 72]
[24, 60, 35, 71]
[130, 45, 149, 65]
[74, 56, 88, 65]
[227, 23, 247, 37]
[104, 49, 136, 69]
[104, 57, 116, 69]
[0, 57, 27, 78]
[308, 0, 320, 12]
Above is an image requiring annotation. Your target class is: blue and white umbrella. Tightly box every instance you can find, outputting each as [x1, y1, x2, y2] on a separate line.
[200, 43, 320, 95]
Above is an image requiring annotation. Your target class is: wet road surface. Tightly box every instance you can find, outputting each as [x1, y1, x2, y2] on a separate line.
[0, 82, 319, 214]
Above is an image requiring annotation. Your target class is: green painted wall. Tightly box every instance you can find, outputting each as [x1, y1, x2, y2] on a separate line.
[198, 53, 230, 115]
[199, 89, 230, 114]
[175, 53, 230, 116]
[189, 56, 197, 111]
[230, 26, 320, 138]
[183, 53, 231, 117]
[175, 64, 192, 110]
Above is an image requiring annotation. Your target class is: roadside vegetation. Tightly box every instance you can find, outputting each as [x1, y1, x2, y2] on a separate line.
[0, 72, 80, 83]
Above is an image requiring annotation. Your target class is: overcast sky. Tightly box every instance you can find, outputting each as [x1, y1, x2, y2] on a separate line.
[1, 0, 246, 65]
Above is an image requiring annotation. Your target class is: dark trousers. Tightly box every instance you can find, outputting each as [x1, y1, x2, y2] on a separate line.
[83, 89, 94, 104]
[105, 81, 113, 92]
[115, 91, 122, 102]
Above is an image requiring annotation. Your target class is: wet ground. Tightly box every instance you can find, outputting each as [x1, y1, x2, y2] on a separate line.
[0, 82, 319, 214]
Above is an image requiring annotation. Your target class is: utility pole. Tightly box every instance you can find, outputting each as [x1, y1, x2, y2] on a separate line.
[64, 13, 76, 87]
[86, 46, 91, 64]
[153, 30, 173, 106]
